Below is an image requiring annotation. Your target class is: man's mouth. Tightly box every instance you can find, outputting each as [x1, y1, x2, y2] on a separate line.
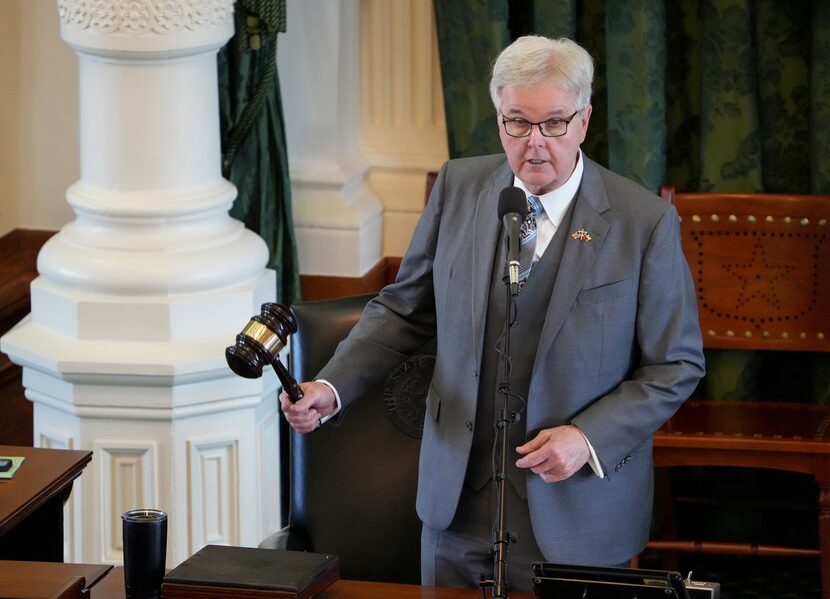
[527, 159, 547, 165]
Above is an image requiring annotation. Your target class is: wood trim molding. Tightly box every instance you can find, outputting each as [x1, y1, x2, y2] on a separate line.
[299, 256, 402, 302]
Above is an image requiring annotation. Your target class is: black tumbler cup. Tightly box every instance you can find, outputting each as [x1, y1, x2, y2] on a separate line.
[122, 508, 168, 599]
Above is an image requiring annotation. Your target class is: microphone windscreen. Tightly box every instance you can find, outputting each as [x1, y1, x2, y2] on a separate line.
[497, 186, 528, 220]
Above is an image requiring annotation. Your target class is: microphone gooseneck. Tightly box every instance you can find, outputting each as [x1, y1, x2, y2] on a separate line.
[497, 187, 528, 296]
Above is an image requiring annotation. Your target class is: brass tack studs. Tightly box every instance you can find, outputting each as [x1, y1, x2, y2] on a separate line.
[728, 215, 737, 222]
[762, 331, 770, 338]
[748, 215, 756, 223]
[766, 216, 774, 223]
[800, 332, 807, 340]
[711, 214, 720, 222]
[801, 218, 809, 226]
[744, 331, 753, 338]
[707, 329, 716, 336]
[692, 215, 701, 222]
[818, 333, 825, 340]
[782, 332, 790, 340]
[726, 330, 735, 337]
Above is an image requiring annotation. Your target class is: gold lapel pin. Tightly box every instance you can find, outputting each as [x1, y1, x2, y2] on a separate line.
[570, 229, 592, 241]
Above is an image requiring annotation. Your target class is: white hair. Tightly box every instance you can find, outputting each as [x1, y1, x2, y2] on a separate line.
[489, 35, 594, 113]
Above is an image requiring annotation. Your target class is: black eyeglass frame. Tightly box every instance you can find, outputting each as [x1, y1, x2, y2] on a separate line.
[500, 109, 582, 138]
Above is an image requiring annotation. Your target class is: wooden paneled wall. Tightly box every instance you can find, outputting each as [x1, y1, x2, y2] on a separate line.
[0, 229, 53, 446]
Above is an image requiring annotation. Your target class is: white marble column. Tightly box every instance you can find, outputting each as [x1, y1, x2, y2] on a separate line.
[1, 0, 282, 566]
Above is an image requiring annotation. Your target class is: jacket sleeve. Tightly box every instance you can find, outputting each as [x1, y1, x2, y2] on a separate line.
[314, 164, 449, 408]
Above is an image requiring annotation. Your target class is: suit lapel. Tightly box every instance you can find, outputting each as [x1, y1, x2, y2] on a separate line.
[471, 161, 513, 364]
[532, 158, 611, 375]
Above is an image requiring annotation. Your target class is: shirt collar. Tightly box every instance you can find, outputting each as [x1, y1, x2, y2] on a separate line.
[514, 150, 584, 228]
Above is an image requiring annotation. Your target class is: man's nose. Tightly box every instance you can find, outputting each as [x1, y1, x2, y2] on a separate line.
[526, 124, 546, 146]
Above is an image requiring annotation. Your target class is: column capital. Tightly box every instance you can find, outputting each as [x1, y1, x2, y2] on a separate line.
[57, 0, 234, 59]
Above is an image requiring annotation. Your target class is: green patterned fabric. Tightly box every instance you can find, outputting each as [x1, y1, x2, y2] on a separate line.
[433, 0, 510, 158]
[604, 0, 666, 191]
[432, 0, 830, 404]
[218, 0, 300, 305]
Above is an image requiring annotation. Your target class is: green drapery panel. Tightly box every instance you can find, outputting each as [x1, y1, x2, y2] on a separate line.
[433, 0, 830, 406]
[218, 0, 300, 305]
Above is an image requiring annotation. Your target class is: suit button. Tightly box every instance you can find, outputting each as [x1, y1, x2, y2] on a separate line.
[465, 421, 473, 432]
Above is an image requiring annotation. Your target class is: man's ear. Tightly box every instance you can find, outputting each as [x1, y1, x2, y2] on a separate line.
[579, 104, 593, 142]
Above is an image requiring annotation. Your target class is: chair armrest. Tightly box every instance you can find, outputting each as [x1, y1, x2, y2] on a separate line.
[258, 525, 311, 552]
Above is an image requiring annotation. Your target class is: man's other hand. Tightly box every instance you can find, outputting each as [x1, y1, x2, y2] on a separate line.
[515, 424, 590, 482]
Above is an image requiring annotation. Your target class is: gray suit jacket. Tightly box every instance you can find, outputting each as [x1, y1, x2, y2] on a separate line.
[319, 154, 705, 565]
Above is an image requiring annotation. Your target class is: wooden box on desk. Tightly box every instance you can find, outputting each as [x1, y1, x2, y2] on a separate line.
[161, 545, 339, 599]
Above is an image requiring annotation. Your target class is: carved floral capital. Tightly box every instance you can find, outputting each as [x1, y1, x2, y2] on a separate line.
[57, 0, 234, 36]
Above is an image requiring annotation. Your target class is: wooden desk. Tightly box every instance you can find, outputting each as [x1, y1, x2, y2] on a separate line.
[0, 560, 112, 598]
[318, 580, 533, 599]
[0, 445, 92, 562]
[87, 567, 535, 599]
[652, 400, 830, 599]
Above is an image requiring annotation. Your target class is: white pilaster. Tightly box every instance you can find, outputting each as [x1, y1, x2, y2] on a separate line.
[1, 0, 282, 566]
[277, 0, 383, 276]
[360, 0, 449, 257]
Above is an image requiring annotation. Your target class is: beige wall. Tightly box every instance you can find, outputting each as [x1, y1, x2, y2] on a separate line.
[0, 0, 21, 237]
[0, 0, 78, 237]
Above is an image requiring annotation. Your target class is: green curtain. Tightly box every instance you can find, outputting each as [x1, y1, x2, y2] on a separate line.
[432, 1, 511, 159]
[433, 0, 830, 406]
[218, 0, 300, 305]
[435, 0, 830, 195]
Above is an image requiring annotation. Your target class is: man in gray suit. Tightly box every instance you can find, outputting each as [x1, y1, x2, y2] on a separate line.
[282, 35, 705, 592]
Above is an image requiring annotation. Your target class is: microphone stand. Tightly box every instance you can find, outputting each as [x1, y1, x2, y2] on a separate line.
[492, 279, 519, 598]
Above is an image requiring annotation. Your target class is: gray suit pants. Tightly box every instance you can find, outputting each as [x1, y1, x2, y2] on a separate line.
[420, 478, 635, 592]
[420, 480, 545, 592]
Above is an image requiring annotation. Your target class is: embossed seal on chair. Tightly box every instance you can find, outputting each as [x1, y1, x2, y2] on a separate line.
[384, 354, 435, 439]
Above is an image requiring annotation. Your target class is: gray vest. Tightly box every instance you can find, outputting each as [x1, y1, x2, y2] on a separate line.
[465, 199, 577, 498]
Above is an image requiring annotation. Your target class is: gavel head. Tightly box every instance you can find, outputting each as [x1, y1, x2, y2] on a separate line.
[225, 303, 298, 378]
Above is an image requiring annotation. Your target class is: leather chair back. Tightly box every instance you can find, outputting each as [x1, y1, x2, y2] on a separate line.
[262, 293, 433, 584]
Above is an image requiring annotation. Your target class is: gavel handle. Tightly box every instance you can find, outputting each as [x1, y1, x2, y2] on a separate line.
[272, 357, 304, 402]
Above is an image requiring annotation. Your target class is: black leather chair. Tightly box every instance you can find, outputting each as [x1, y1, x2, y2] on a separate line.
[259, 293, 434, 584]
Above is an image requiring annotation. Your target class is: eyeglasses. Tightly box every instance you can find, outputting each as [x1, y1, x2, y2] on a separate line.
[501, 110, 581, 138]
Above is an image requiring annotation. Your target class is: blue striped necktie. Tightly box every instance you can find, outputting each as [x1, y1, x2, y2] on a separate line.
[518, 195, 543, 285]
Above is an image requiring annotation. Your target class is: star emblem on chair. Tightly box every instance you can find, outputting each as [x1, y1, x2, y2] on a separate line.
[722, 239, 795, 312]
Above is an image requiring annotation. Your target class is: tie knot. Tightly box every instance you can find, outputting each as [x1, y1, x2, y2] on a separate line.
[527, 195, 543, 218]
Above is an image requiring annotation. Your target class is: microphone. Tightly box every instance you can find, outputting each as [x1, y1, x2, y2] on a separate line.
[225, 303, 304, 402]
[497, 187, 529, 296]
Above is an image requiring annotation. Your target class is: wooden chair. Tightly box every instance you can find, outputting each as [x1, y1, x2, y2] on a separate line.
[649, 186, 830, 598]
